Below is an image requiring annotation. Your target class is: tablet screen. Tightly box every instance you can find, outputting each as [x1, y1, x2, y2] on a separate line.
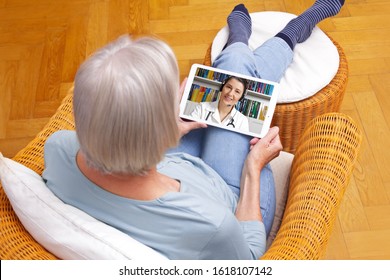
[179, 64, 279, 138]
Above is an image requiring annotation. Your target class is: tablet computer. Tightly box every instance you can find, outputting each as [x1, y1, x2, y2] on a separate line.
[179, 64, 280, 138]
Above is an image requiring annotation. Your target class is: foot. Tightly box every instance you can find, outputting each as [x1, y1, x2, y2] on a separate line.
[275, 0, 345, 49]
[226, 4, 252, 47]
[309, 0, 345, 19]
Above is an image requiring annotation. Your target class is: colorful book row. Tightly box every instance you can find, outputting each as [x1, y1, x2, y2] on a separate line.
[187, 84, 220, 103]
[247, 81, 274, 96]
[195, 68, 230, 84]
[196, 67, 274, 96]
[236, 99, 269, 121]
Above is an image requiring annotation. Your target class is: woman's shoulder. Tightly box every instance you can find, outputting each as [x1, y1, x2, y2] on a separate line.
[235, 109, 249, 122]
[45, 130, 79, 157]
[206, 100, 219, 107]
[46, 130, 77, 144]
[197, 100, 218, 109]
[234, 108, 247, 118]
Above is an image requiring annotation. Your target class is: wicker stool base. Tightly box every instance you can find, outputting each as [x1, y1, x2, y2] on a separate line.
[203, 35, 348, 154]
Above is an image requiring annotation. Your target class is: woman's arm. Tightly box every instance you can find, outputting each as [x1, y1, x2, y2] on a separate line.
[235, 127, 282, 222]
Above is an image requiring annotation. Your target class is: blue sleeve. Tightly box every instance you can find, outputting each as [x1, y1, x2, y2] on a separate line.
[43, 130, 79, 185]
[198, 213, 266, 260]
[44, 130, 78, 159]
[240, 221, 266, 259]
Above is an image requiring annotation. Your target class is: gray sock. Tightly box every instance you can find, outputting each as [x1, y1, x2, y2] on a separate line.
[226, 4, 252, 47]
[275, 0, 345, 49]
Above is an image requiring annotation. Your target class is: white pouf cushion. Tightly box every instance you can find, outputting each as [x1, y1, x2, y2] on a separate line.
[211, 11, 339, 104]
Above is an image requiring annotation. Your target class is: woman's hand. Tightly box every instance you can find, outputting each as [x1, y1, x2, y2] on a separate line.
[246, 127, 283, 173]
[177, 78, 207, 137]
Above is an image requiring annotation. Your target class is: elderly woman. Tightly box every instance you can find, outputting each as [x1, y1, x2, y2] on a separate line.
[43, 0, 344, 260]
[43, 35, 282, 260]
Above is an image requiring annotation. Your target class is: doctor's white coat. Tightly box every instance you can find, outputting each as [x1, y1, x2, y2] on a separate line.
[190, 101, 249, 132]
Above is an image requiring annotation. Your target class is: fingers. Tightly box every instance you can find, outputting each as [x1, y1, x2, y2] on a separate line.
[263, 127, 282, 149]
[249, 127, 283, 158]
[262, 126, 280, 142]
[178, 118, 207, 137]
[270, 136, 283, 157]
[249, 137, 259, 149]
[249, 127, 280, 148]
[250, 127, 279, 144]
[187, 121, 207, 130]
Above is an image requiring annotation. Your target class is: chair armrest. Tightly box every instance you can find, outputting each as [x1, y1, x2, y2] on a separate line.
[13, 92, 75, 174]
[0, 92, 74, 259]
[261, 113, 362, 259]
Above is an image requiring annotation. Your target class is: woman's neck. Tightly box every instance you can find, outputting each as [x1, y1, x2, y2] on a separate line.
[76, 151, 180, 200]
[218, 103, 234, 122]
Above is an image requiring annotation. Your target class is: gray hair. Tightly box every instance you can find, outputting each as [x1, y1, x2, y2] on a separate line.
[73, 35, 180, 175]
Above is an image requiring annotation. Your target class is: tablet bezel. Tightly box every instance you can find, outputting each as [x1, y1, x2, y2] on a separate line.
[179, 64, 280, 138]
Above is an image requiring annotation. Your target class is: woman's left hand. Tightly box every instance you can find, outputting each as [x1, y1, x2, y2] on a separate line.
[178, 78, 207, 137]
[246, 126, 283, 171]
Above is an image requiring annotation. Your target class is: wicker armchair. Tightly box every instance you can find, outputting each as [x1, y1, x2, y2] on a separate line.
[0, 92, 362, 260]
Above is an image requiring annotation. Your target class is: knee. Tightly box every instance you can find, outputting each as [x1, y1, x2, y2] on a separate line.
[254, 38, 294, 82]
[213, 44, 257, 76]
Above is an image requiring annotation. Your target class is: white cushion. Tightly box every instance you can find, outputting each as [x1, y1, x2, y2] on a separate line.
[211, 11, 339, 104]
[0, 153, 168, 260]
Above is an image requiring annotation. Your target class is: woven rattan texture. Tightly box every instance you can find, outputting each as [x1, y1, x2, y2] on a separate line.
[203, 35, 348, 154]
[0, 93, 361, 259]
[262, 113, 362, 259]
[0, 93, 74, 260]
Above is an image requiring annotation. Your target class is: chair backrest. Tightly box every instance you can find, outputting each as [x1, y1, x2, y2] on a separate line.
[262, 113, 362, 259]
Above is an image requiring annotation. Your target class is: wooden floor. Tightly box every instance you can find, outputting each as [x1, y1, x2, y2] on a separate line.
[0, 0, 389, 259]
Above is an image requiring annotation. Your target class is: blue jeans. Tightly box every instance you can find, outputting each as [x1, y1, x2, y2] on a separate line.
[213, 37, 293, 82]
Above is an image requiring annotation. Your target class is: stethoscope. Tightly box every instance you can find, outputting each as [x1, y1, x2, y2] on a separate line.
[205, 110, 236, 128]
[227, 116, 235, 128]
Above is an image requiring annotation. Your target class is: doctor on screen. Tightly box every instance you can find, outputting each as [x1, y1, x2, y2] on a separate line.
[190, 76, 249, 132]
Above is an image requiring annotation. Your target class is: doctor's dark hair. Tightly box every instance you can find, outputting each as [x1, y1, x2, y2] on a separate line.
[73, 35, 180, 175]
[219, 76, 248, 102]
